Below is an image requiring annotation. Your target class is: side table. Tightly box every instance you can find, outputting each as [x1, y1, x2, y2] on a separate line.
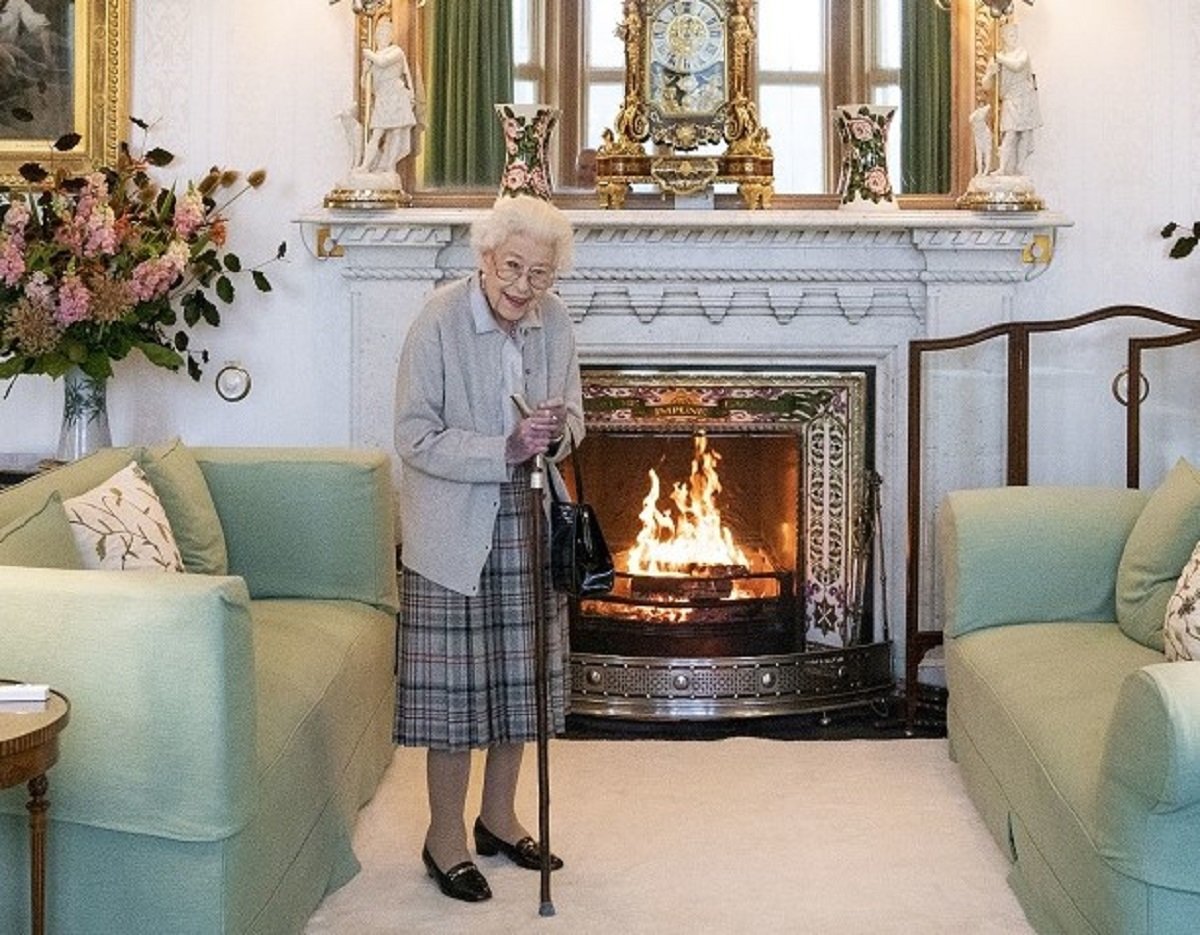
[0, 686, 70, 935]
[0, 454, 56, 490]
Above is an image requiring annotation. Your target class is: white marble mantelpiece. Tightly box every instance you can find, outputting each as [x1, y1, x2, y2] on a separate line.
[300, 206, 1071, 671]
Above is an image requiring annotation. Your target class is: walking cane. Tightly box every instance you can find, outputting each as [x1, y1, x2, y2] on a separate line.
[514, 395, 556, 917]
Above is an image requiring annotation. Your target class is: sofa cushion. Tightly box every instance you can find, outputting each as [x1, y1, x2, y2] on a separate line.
[140, 437, 229, 575]
[197, 449, 398, 608]
[64, 461, 185, 571]
[1117, 458, 1200, 651]
[0, 492, 82, 569]
[1164, 538, 1200, 661]
[0, 447, 139, 530]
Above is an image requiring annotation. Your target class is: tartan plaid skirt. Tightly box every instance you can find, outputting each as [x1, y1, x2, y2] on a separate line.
[394, 469, 569, 751]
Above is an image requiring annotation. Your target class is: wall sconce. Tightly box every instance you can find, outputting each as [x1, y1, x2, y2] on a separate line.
[215, 363, 252, 402]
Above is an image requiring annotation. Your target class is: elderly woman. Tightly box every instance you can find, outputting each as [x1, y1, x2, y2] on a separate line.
[393, 195, 582, 903]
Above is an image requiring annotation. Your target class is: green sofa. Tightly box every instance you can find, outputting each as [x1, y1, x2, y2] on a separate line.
[0, 445, 398, 934]
[939, 483, 1200, 934]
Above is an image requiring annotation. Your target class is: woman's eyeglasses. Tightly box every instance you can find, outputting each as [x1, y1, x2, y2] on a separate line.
[494, 258, 555, 291]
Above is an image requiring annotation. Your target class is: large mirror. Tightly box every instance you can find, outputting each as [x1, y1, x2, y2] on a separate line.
[387, 0, 983, 207]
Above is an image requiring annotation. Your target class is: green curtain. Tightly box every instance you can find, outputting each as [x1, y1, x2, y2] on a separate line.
[424, 0, 513, 187]
[900, 0, 951, 194]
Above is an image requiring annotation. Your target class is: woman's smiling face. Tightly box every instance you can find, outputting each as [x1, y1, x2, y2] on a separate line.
[481, 232, 556, 327]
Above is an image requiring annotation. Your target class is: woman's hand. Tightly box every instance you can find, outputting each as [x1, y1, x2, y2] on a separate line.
[505, 409, 558, 463]
[536, 397, 568, 441]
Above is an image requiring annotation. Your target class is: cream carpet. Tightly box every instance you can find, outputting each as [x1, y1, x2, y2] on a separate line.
[304, 739, 1033, 935]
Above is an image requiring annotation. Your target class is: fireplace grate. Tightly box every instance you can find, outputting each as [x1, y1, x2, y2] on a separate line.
[569, 643, 893, 721]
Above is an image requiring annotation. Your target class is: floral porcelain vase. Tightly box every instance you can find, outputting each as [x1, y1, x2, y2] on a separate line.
[495, 103, 559, 200]
[56, 366, 112, 461]
[834, 104, 897, 211]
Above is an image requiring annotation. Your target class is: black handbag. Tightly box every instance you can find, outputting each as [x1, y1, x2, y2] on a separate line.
[549, 434, 615, 597]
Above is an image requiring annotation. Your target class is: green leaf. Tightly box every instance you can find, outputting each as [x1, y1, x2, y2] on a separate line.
[182, 290, 215, 327]
[130, 116, 150, 131]
[201, 303, 221, 327]
[10, 107, 33, 123]
[1161, 222, 1179, 238]
[223, 254, 242, 273]
[53, 132, 82, 152]
[174, 330, 189, 351]
[252, 270, 272, 292]
[186, 355, 202, 381]
[0, 357, 25, 379]
[1169, 237, 1197, 260]
[18, 162, 48, 183]
[276, 241, 288, 260]
[196, 248, 222, 274]
[144, 147, 174, 167]
[216, 275, 235, 304]
[138, 342, 183, 370]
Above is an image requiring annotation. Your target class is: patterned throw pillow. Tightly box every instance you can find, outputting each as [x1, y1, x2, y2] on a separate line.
[63, 461, 185, 572]
[1165, 538, 1200, 661]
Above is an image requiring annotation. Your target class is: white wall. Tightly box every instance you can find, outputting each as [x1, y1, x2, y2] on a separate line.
[2, 1, 1198, 483]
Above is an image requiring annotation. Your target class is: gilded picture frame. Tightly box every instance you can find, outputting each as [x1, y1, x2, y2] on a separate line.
[0, 0, 129, 186]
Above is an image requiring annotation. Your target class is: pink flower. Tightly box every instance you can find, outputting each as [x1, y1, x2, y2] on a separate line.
[24, 272, 54, 309]
[55, 275, 92, 326]
[502, 161, 530, 193]
[864, 167, 891, 196]
[129, 241, 190, 301]
[173, 186, 206, 239]
[848, 118, 876, 142]
[3, 199, 30, 237]
[0, 238, 25, 286]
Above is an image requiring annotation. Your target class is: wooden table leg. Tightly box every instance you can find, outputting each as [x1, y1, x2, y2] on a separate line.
[27, 773, 48, 935]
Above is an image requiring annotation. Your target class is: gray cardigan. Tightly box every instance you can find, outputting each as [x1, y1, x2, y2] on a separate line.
[394, 275, 584, 595]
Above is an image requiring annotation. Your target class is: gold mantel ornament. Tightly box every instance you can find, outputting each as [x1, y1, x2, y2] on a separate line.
[596, 0, 774, 209]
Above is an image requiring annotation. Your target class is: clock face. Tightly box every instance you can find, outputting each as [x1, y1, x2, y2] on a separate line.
[647, 0, 727, 122]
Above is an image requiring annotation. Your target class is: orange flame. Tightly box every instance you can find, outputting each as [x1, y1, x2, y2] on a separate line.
[625, 434, 751, 577]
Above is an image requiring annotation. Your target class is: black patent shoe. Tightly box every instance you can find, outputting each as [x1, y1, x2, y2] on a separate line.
[474, 817, 564, 871]
[422, 846, 492, 902]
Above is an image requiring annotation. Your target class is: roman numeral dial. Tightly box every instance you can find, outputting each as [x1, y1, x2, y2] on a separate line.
[650, 0, 725, 74]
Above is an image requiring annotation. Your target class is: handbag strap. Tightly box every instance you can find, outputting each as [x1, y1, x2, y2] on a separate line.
[551, 427, 586, 505]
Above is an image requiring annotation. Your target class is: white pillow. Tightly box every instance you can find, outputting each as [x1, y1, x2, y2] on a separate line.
[63, 461, 184, 572]
[1164, 538, 1200, 661]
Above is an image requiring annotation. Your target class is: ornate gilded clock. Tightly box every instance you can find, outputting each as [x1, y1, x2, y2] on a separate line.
[646, 0, 727, 148]
[597, 0, 773, 209]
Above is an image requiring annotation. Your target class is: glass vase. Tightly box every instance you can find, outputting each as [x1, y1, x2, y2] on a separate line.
[56, 365, 112, 461]
[495, 103, 559, 201]
[833, 104, 897, 210]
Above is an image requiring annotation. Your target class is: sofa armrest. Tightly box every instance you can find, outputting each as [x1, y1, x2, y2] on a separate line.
[0, 568, 256, 841]
[937, 486, 1148, 638]
[1103, 663, 1200, 811]
[1096, 663, 1200, 890]
[193, 447, 398, 613]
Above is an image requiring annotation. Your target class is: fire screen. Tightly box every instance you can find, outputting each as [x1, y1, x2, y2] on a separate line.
[566, 368, 892, 720]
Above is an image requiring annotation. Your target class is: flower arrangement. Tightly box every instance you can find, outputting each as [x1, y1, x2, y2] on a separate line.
[0, 119, 285, 388]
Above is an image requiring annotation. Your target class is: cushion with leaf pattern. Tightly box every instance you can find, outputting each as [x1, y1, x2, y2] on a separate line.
[1165, 538, 1200, 661]
[63, 461, 184, 572]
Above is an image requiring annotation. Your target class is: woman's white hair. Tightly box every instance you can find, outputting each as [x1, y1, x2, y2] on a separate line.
[470, 195, 575, 271]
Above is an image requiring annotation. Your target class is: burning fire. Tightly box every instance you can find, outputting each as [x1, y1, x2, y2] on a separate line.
[625, 434, 753, 578]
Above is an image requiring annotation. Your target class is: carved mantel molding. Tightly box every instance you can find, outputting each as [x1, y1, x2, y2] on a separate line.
[303, 206, 1071, 316]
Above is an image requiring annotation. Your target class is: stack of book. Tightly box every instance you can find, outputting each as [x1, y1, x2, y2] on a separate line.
[0, 682, 50, 713]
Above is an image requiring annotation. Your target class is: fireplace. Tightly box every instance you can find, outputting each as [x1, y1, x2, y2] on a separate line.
[566, 368, 893, 720]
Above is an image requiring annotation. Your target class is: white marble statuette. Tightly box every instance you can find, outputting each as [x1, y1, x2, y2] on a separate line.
[960, 11, 1044, 212]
